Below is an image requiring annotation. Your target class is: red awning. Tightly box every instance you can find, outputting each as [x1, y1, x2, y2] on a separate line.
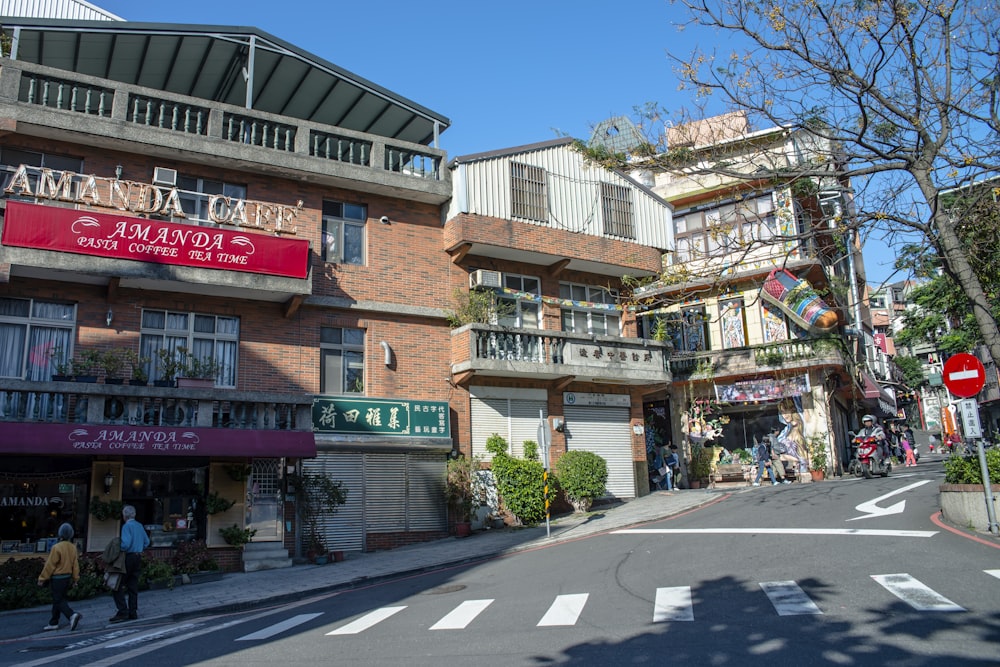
[861, 373, 881, 399]
[0, 423, 316, 457]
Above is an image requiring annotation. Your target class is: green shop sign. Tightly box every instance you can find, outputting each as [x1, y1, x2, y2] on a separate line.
[312, 397, 450, 438]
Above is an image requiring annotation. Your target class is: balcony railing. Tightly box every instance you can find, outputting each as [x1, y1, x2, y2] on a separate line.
[452, 324, 671, 384]
[2, 61, 448, 192]
[669, 337, 848, 378]
[0, 379, 311, 431]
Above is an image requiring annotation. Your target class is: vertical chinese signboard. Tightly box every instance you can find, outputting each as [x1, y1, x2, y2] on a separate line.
[312, 397, 450, 438]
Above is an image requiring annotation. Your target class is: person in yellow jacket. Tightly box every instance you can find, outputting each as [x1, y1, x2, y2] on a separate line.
[37, 523, 82, 631]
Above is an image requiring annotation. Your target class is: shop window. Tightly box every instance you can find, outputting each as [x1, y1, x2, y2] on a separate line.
[0, 462, 88, 546]
[559, 282, 620, 336]
[497, 274, 540, 329]
[139, 310, 239, 387]
[320, 326, 365, 394]
[122, 464, 208, 546]
[0, 297, 75, 380]
[322, 200, 366, 265]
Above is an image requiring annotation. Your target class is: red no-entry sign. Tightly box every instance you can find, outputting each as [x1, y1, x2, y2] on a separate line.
[942, 353, 986, 398]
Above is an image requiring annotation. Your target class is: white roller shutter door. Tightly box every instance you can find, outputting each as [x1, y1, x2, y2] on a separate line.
[303, 453, 364, 552]
[472, 396, 547, 459]
[564, 405, 635, 499]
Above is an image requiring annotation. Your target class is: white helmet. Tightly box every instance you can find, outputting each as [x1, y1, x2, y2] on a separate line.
[862, 414, 876, 423]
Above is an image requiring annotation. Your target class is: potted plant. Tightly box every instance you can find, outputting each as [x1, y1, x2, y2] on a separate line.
[100, 349, 127, 384]
[71, 349, 103, 383]
[204, 491, 236, 515]
[446, 455, 481, 536]
[176, 346, 221, 388]
[687, 444, 713, 488]
[125, 350, 150, 386]
[287, 470, 348, 562]
[808, 433, 829, 481]
[218, 524, 256, 548]
[154, 347, 182, 387]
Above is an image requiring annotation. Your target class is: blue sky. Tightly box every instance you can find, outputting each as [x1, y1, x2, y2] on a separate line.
[94, 0, 896, 284]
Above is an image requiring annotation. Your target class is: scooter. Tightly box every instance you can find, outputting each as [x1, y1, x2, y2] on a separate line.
[850, 434, 891, 478]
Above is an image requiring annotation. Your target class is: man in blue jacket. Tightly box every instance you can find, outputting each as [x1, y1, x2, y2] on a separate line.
[110, 505, 150, 623]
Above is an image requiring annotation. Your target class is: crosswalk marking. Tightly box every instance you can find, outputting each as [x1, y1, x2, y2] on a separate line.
[430, 599, 495, 630]
[871, 574, 965, 612]
[986, 570, 1000, 581]
[760, 581, 823, 616]
[326, 606, 407, 635]
[653, 587, 694, 622]
[236, 613, 323, 641]
[537, 594, 589, 626]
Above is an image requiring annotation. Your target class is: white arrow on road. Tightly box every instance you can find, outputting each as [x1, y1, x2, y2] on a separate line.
[848, 479, 933, 521]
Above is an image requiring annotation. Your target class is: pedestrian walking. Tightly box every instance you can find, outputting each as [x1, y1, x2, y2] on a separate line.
[753, 440, 778, 486]
[110, 504, 150, 623]
[901, 434, 917, 467]
[37, 523, 81, 632]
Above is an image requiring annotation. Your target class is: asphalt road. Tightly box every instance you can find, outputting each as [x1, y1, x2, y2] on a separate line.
[6, 459, 999, 666]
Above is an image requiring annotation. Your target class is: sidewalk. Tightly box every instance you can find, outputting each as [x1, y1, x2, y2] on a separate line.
[3, 489, 721, 635]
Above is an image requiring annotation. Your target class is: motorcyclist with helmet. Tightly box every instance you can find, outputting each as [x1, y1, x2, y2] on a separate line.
[859, 414, 889, 471]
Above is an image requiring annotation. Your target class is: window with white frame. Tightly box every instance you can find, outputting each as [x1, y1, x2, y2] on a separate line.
[559, 283, 620, 336]
[601, 182, 635, 239]
[322, 200, 366, 265]
[320, 327, 365, 394]
[510, 162, 547, 222]
[176, 175, 247, 224]
[139, 310, 239, 387]
[497, 274, 540, 329]
[0, 297, 76, 380]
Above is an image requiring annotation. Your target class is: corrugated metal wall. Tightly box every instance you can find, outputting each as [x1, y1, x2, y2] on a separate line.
[0, 0, 123, 20]
[450, 143, 672, 250]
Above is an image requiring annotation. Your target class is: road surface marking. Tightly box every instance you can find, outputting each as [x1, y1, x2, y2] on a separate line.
[871, 574, 965, 611]
[849, 479, 933, 520]
[614, 528, 937, 537]
[236, 613, 322, 641]
[326, 606, 407, 635]
[430, 599, 495, 630]
[760, 581, 823, 616]
[987, 570, 1000, 581]
[653, 587, 694, 622]
[537, 594, 589, 626]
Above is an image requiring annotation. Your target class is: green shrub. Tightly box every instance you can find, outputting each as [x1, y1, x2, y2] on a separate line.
[0, 557, 47, 610]
[139, 555, 176, 589]
[944, 448, 1000, 484]
[172, 539, 219, 574]
[554, 450, 608, 511]
[522, 440, 539, 461]
[487, 434, 547, 525]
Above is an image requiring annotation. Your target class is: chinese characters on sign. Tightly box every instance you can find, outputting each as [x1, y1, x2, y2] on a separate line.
[312, 397, 451, 438]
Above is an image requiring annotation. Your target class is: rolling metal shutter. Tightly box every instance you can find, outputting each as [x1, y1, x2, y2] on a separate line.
[303, 453, 364, 552]
[471, 397, 547, 459]
[564, 405, 635, 499]
[364, 453, 407, 532]
[406, 451, 447, 531]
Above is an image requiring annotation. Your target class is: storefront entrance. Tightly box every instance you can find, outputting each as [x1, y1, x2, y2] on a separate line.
[247, 458, 283, 541]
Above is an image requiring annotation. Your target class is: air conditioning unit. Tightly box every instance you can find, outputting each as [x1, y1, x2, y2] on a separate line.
[152, 167, 178, 187]
[469, 269, 502, 290]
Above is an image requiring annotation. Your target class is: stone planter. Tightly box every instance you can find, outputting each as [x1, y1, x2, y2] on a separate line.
[939, 484, 998, 533]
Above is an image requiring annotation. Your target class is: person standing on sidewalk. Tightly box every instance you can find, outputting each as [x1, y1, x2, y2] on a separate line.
[37, 523, 82, 632]
[110, 505, 149, 623]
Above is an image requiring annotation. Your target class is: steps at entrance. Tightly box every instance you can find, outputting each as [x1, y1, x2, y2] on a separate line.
[242, 541, 293, 572]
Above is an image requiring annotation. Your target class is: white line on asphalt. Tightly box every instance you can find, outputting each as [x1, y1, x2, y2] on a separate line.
[236, 613, 323, 641]
[326, 606, 407, 635]
[653, 587, 694, 622]
[537, 594, 589, 626]
[986, 570, 1000, 581]
[430, 599, 495, 630]
[760, 581, 823, 616]
[871, 573, 965, 611]
[613, 528, 938, 537]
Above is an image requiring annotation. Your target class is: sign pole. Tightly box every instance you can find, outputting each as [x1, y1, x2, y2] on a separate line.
[976, 437, 999, 536]
[538, 410, 551, 539]
[944, 355, 995, 535]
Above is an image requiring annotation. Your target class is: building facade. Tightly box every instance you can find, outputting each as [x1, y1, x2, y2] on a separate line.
[445, 139, 673, 503]
[0, 17, 454, 567]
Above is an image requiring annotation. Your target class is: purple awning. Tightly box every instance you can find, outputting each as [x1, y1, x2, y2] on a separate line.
[0, 423, 316, 457]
